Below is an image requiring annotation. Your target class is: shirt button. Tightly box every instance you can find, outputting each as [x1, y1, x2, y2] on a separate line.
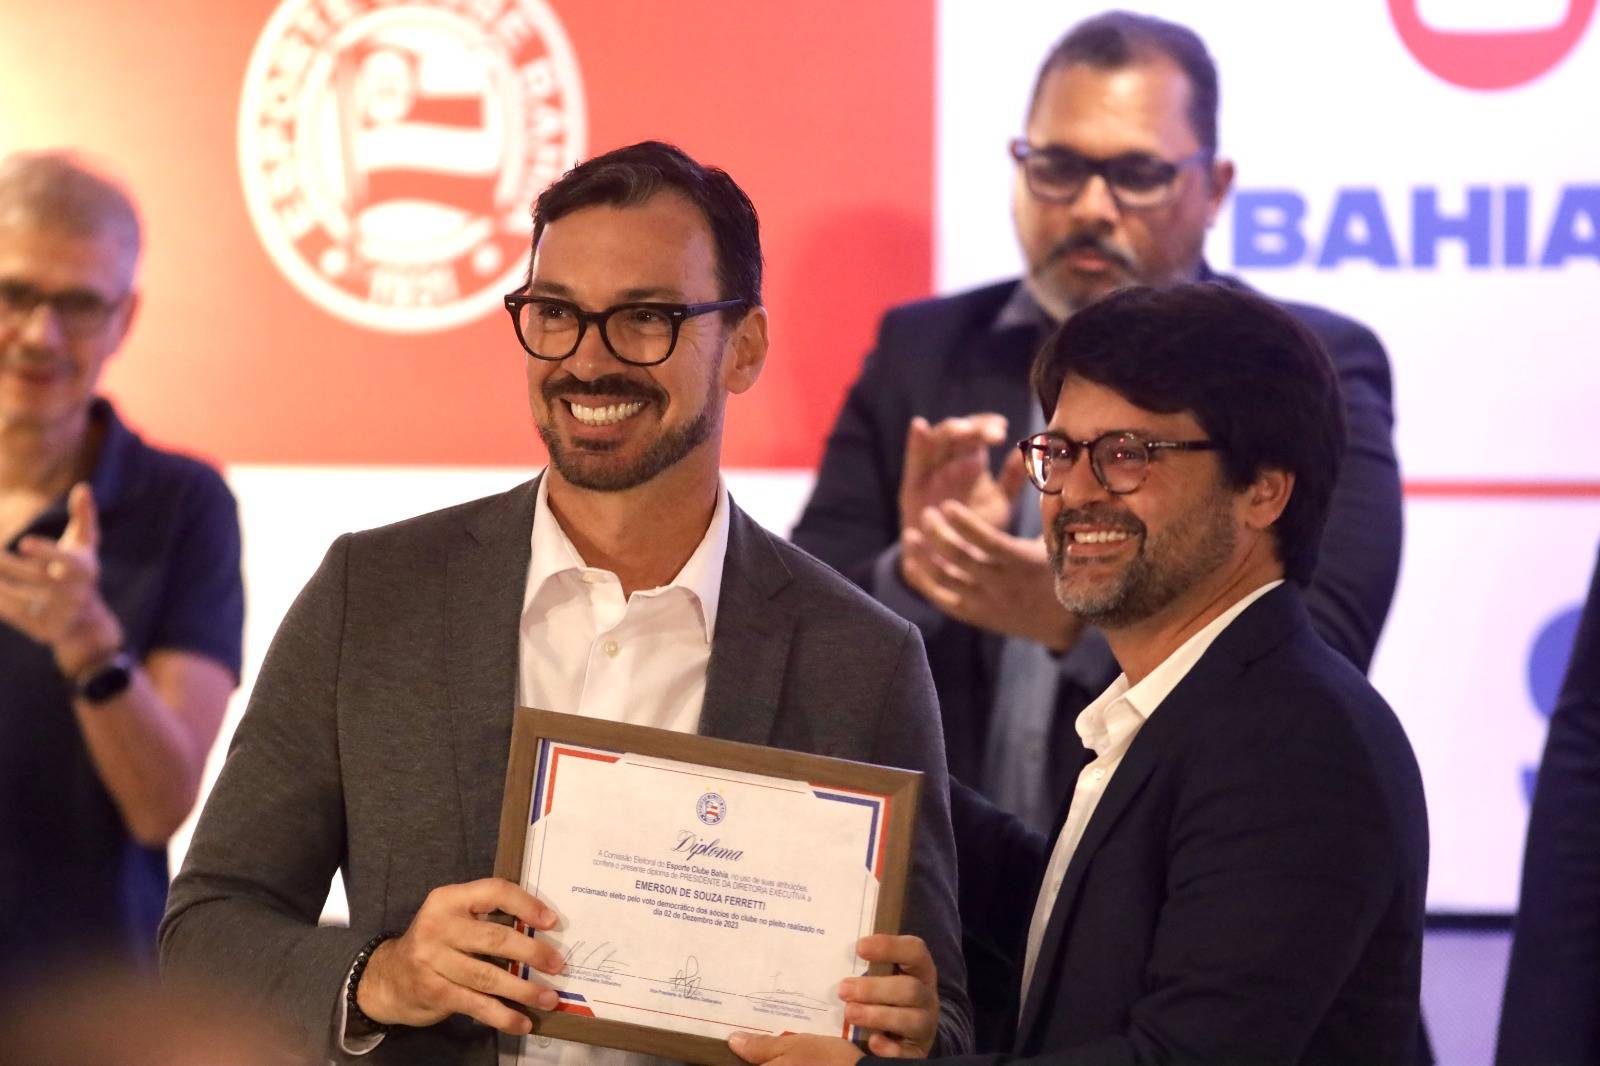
[582, 571, 603, 584]
[602, 640, 620, 658]
[536, 1035, 553, 1048]
[1091, 769, 1106, 781]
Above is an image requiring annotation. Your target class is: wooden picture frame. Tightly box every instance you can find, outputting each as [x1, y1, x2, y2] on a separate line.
[493, 707, 922, 1066]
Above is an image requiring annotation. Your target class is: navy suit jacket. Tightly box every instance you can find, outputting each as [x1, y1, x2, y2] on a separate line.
[919, 584, 1429, 1066]
[792, 275, 1403, 797]
[1497, 541, 1600, 1065]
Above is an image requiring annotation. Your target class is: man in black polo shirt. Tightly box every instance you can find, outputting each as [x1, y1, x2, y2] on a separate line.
[0, 152, 244, 983]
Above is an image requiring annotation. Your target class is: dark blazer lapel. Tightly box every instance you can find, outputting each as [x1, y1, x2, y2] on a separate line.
[1014, 714, 1167, 1044]
[699, 501, 796, 746]
[1014, 584, 1309, 1045]
[964, 297, 1046, 458]
[447, 477, 538, 876]
[970, 324, 1041, 441]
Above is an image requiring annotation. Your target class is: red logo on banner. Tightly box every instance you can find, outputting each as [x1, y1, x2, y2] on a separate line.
[238, 0, 586, 332]
[1389, 0, 1597, 89]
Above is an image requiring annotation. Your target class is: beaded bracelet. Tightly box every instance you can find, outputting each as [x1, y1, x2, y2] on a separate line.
[346, 932, 396, 1037]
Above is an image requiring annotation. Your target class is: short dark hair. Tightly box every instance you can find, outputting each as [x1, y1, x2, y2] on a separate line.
[1027, 11, 1220, 156]
[530, 141, 762, 311]
[1030, 283, 1345, 585]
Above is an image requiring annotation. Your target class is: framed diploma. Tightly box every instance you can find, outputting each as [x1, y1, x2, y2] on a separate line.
[492, 707, 922, 1066]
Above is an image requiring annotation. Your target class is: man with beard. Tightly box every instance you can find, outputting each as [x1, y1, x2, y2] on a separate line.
[0, 151, 242, 984]
[791, 10, 1402, 843]
[740, 282, 1427, 1066]
[162, 142, 971, 1066]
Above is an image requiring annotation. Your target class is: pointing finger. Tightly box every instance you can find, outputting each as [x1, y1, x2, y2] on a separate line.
[60, 483, 100, 554]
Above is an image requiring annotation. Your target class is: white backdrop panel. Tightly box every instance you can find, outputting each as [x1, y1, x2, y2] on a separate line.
[1374, 498, 1600, 910]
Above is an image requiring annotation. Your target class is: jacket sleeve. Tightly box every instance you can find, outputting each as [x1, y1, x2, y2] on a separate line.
[1302, 314, 1403, 671]
[872, 621, 975, 1056]
[1497, 543, 1600, 1066]
[159, 535, 368, 1059]
[950, 777, 1049, 966]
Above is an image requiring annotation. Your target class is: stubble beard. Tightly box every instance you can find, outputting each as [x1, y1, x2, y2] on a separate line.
[538, 405, 716, 492]
[1026, 222, 1209, 319]
[1026, 231, 1141, 319]
[535, 355, 724, 492]
[1049, 492, 1237, 630]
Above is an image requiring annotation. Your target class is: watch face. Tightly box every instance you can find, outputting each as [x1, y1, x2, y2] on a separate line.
[80, 655, 133, 704]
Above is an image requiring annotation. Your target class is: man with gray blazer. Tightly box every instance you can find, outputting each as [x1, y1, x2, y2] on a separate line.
[161, 142, 971, 1066]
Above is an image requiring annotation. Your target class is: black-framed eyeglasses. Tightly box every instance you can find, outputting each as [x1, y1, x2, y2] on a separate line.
[0, 279, 129, 339]
[503, 293, 747, 367]
[1017, 431, 1222, 495]
[1008, 139, 1210, 211]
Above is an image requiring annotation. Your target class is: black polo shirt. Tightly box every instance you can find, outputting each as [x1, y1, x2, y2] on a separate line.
[0, 398, 243, 982]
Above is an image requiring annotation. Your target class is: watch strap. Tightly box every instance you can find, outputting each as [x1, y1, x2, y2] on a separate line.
[73, 651, 136, 705]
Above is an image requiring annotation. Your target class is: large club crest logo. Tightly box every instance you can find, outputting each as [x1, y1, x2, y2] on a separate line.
[238, 0, 586, 332]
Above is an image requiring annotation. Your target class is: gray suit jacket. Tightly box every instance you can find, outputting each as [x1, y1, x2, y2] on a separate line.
[160, 478, 973, 1064]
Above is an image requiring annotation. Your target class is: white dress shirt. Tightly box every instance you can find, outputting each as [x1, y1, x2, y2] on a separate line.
[509, 473, 730, 1066]
[516, 473, 728, 733]
[1018, 580, 1283, 1004]
[341, 473, 731, 1062]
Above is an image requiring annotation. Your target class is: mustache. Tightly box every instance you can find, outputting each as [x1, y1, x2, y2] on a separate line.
[1050, 506, 1146, 542]
[1034, 231, 1137, 275]
[541, 374, 664, 406]
[0, 344, 68, 371]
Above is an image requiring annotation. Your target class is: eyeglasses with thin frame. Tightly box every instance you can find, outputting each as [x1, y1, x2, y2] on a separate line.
[0, 280, 129, 339]
[1017, 430, 1222, 496]
[1008, 139, 1210, 211]
[503, 293, 747, 367]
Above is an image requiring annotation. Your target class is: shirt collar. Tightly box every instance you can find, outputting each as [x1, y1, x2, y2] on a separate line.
[528, 472, 731, 642]
[1080, 579, 1285, 739]
[86, 397, 139, 514]
[1121, 579, 1284, 718]
[995, 263, 1221, 336]
[10, 398, 136, 549]
[993, 281, 1059, 335]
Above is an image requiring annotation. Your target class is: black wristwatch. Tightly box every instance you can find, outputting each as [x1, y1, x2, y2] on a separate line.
[74, 651, 136, 705]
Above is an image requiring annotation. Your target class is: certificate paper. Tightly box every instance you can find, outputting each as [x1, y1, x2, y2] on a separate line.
[494, 710, 921, 1066]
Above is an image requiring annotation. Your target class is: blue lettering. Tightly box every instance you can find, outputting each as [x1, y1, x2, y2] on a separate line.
[1503, 186, 1530, 267]
[1412, 186, 1491, 267]
[1540, 185, 1600, 267]
[1230, 184, 1597, 270]
[1317, 188, 1401, 268]
[1232, 190, 1307, 268]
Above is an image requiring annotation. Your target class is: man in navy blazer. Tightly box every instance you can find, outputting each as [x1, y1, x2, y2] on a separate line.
[792, 11, 1402, 838]
[741, 282, 1427, 1066]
